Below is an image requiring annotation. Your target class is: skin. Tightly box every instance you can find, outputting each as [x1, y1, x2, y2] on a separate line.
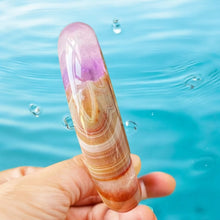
[0, 154, 176, 220]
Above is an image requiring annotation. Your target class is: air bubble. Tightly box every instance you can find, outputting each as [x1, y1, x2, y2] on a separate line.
[112, 19, 121, 34]
[124, 120, 137, 136]
[185, 75, 202, 89]
[29, 104, 41, 117]
[63, 115, 74, 130]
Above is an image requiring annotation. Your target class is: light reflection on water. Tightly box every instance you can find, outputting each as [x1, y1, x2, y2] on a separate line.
[0, 0, 220, 219]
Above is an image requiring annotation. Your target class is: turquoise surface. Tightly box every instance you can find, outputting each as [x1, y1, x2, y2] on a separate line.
[0, 0, 220, 219]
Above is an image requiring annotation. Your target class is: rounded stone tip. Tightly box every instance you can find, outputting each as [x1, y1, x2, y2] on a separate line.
[58, 22, 106, 82]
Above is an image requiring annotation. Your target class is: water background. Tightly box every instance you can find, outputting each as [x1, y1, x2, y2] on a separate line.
[0, 0, 220, 219]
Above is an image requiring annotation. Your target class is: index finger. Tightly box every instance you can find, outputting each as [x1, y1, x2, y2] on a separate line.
[139, 172, 176, 199]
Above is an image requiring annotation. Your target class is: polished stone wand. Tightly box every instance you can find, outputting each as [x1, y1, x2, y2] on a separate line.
[58, 22, 142, 212]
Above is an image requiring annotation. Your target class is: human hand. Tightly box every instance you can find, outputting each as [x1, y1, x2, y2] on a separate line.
[0, 154, 175, 220]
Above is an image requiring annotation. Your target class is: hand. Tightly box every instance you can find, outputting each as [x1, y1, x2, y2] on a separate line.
[0, 154, 175, 220]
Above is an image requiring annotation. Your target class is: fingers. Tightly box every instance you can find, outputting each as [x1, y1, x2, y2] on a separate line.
[0, 166, 42, 185]
[127, 155, 174, 200]
[67, 203, 156, 220]
[19, 155, 174, 206]
[69, 154, 140, 206]
[130, 154, 141, 175]
[0, 154, 175, 207]
[69, 171, 174, 219]
[22, 154, 98, 205]
[105, 205, 157, 220]
[139, 172, 176, 199]
[39, 153, 142, 206]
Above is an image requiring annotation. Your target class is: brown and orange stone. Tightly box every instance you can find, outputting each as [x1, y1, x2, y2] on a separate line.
[58, 22, 142, 212]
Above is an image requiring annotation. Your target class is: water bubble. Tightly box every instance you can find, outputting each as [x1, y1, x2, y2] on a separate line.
[112, 19, 121, 34]
[63, 114, 74, 130]
[29, 104, 41, 117]
[185, 75, 202, 89]
[124, 120, 137, 136]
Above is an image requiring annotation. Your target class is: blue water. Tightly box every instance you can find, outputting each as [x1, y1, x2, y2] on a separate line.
[0, 0, 220, 219]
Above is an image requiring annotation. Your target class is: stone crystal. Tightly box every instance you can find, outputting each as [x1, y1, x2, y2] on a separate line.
[58, 22, 141, 212]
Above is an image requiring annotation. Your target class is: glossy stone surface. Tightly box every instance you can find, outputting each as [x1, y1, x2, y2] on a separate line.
[58, 22, 141, 212]
[58, 22, 105, 84]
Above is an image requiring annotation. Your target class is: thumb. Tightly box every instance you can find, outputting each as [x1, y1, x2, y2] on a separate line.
[0, 154, 141, 208]
[24, 154, 98, 205]
[26, 154, 141, 206]
[37, 154, 141, 205]
[0, 155, 97, 219]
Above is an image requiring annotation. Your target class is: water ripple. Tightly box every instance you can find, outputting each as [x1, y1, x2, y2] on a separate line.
[0, 1, 220, 219]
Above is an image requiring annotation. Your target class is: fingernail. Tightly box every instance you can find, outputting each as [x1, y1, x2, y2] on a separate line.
[140, 179, 148, 200]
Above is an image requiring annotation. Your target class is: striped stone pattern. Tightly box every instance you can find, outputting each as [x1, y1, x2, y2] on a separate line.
[58, 22, 141, 211]
[68, 73, 131, 181]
